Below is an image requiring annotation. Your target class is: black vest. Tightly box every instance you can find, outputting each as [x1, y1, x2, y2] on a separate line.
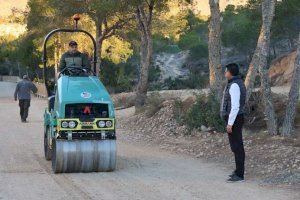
[220, 76, 246, 117]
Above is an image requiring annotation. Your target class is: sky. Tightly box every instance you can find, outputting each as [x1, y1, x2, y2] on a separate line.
[192, 0, 248, 15]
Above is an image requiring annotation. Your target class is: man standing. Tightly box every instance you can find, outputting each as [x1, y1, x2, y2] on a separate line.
[14, 75, 38, 123]
[59, 41, 91, 72]
[221, 63, 246, 182]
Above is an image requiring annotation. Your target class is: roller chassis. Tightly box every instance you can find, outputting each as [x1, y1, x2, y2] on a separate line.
[43, 74, 117, 173]
[44, 110, 116, 143]
[42, 17, 116, 173]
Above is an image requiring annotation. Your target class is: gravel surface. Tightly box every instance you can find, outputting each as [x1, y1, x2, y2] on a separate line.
[118, 101, 300, 187]
[0, 98, 299, 200]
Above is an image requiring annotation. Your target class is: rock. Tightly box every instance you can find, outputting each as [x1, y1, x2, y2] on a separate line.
[292, 164, 297, 168]
[196, 152, 204, 158]
[201, 125, 208, 132]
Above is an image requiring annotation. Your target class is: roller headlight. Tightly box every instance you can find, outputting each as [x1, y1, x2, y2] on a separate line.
[98, 120, 106, 128]
[61, 121, 69, 128]
[106, 120, 112, 128]
[68, 121, 76, 128]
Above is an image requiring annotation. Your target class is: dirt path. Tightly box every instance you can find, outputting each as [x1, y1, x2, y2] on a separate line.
[0, 98, 299, 200]
[0, 82, 16, 98]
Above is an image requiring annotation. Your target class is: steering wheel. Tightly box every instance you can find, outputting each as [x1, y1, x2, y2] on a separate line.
[59, 66, 95, 77]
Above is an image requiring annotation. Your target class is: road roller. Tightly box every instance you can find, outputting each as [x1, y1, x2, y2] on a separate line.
[43, 16, 116, 173]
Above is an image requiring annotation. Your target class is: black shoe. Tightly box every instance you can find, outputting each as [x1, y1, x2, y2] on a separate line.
[226, 174, 244, 183]
[229, 171, 236, 178]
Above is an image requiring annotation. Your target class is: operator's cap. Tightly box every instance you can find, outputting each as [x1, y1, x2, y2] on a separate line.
[69, 40, 78, 47]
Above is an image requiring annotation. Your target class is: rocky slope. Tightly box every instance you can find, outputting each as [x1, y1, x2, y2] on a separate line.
[269, 50, 297, 86]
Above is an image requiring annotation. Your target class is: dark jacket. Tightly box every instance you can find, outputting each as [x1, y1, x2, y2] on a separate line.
[59, 51, 91, 72]
[220, 76, 246, 117]
[14, 79, 38, 100]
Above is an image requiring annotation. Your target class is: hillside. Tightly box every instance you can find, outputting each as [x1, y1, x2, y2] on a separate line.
[269, 50, 297, 86]
[0, 0, 27, 17]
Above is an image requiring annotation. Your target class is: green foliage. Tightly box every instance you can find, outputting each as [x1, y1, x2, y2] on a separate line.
[183, 9, 203, 32]
[0, 32, 42, 77]
[1, 0, 299, 94]
[178, 31, 200, 50]
[148, 65, 161, 83]
[27, 0, 59, 33]
[100, 59, 135, 93]
[177, 10, 208, 60]
[272, 0, 300, 47]
[221, 4, 261, 56]
[178, 31, 208, 60]
[115, 76, 134, 93]
[100, 59, 119, 89]
[180, 92, 225, 132]
[222, 0, 300, 57]
[102, 36, 134, 64]
[153, 34, 180, 54]
[0, 35, 16, 62]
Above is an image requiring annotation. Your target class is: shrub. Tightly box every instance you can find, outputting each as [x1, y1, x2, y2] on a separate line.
[100, 59, 135, 93]
[144, 92, 164, 117]
[113, 93, 136, 109]
[174, 99, 184, 124]
[148, 65, 161, 83]
[115, 76, 134, 93]
[181, 91, 225, 132]
[153, 34, 180, 54]
[178, 31, 208, 60]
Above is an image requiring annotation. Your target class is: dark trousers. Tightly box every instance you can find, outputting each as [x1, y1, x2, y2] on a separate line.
[226, 115, 245, 178]
[19, 99, 30, 121]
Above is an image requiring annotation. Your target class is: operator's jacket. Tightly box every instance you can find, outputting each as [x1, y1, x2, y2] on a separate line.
[59, 51, 91, 72]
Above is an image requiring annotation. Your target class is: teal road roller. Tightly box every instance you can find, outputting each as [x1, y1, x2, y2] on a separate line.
[43, 16, 116, 173]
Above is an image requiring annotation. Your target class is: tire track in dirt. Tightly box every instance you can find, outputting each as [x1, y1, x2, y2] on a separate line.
[33, 153, 96, 200]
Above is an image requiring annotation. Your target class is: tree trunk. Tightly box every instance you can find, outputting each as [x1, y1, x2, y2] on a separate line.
[96, 17, 104, 77]
[208, 0, 222, 99]
[245, 0, 276, 103]
[135, 3, 154, 108]
[54, 35, 61, 81]
[281, 33, 300, 136]
[54, 44, 58, 79]
[245, 27, 264, 102]
[255, 0, 277, 135]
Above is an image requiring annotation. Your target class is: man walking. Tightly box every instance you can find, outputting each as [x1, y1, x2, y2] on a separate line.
[221, 63, 246, 182]
[14, 75, 38, 123]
